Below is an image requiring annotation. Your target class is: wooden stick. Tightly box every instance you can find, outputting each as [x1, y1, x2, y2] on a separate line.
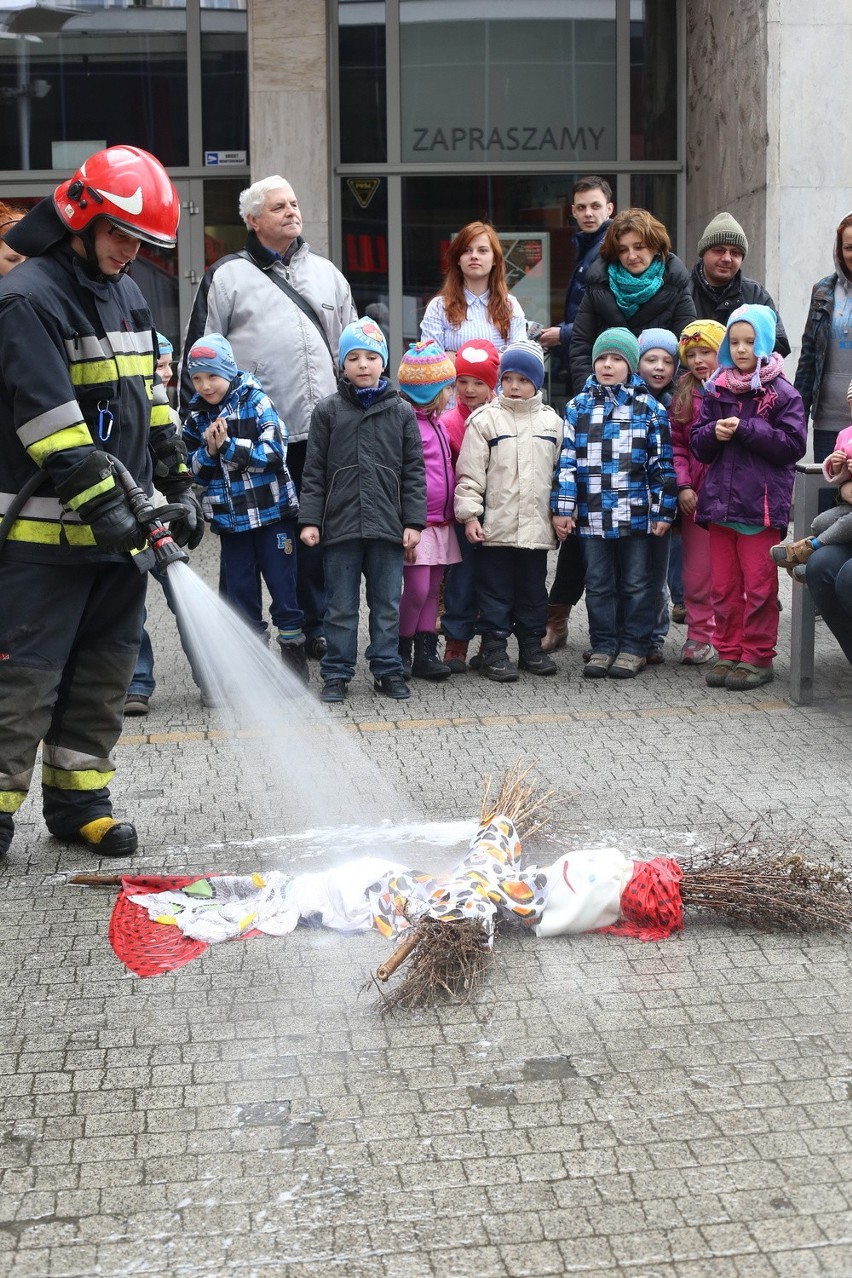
[375, 930, 421, 982]
[67, 873, 126, 886]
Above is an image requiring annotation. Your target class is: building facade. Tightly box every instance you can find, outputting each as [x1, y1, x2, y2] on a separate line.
[0, 0, 849, 391]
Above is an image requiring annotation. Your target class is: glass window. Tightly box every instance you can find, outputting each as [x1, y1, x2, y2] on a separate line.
[340, 176, 388, 328]
[202, 177, 248, 269]
[630, 0, 678, 161]
[338, 0, 387, 164]
[0, 0, 189, 170]
[402, 173, 617, 408]
[201, 1, 249, 161]
[399, 0, 616, 165]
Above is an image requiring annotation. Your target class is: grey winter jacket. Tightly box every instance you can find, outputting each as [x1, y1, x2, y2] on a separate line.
[298, 378, 426, 545]
[180, 233, 357, 442]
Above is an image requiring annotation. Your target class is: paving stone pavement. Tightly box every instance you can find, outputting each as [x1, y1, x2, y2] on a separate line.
[1, 535, 851, 1278]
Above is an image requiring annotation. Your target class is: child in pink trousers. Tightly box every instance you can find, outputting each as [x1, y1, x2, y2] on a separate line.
[669, 319, 727, 664]
[397, 340, 461, 679]
[691, 304, 806, 690]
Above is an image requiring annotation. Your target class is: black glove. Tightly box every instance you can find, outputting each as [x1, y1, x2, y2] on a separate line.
[164, 487, 204, 549]
[88, 493, 147, 554]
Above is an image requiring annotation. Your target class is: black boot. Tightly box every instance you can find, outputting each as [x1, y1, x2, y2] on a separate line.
[0, 813, 13, 859]
[278, 638, 309, 686]
[480, 635, 518, 682]
[518, 635, 558, 676]
[56, 817, 139, 858]
[412, 631, 451, 680]
[398, 635, 413, 680]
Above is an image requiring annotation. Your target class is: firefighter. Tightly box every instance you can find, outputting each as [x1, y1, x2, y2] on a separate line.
[0, 145, 202, 862]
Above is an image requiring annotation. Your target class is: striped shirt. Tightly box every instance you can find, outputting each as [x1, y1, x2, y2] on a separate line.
[420, 289, 526, 354]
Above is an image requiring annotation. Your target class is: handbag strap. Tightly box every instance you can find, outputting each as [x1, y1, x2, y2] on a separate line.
[238, 250, 336, 369]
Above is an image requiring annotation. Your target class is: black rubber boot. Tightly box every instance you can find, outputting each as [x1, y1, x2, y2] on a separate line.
[0, 813, 13, 859]
[278, 639, 309, 686]
[398, 635, 413, 680]
[480, 635, 518, 683]
[518, 636, 557, 676]
[60, 818, 139, 858]
[412, 631, 451, 680]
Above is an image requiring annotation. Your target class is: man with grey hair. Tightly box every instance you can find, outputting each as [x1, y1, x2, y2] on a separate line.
[181, 177, 357, 659]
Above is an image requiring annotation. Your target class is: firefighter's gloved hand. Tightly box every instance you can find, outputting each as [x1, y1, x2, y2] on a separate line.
[165, 488, 204, 549]
[89, 493, 147, 554]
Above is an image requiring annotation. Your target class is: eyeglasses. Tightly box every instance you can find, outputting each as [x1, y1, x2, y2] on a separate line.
[106, 222, 142, 247]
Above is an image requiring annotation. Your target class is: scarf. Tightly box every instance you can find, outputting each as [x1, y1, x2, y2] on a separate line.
[712, 352, 785, 395]
[607, 256, 666, 317]
[354, 377, 389, 408]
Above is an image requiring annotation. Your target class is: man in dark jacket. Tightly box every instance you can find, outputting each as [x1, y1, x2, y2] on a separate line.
[538, 176, 614, 365]
[537, 177, 613, 651]
[687, 212, 790, 356]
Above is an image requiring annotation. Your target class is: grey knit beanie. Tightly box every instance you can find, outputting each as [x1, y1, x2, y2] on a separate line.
[697, 212, 748, 259]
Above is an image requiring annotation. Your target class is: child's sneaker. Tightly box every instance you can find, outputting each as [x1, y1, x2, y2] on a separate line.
[608, 652, 646, 679]
[583, 652, 615, 679]
[373, 674, 410, 700]
[680, 640, 716, 665]
[705, 659, 737, 687]
[770, 537, 815, 567]
[320, 679, 347, 703]
[724, 662, 774, 691]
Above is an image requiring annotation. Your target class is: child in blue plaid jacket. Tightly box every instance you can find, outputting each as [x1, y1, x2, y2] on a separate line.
[182, 333, 308, 682]
[551, 327, 677, 680]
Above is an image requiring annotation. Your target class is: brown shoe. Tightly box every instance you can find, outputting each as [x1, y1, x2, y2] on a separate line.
[770, 537, 815, 568]
[443, 638, 469, 673]
[541, 603, 570, 652]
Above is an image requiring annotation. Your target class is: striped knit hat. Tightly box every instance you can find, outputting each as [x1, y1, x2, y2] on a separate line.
[397, 339, 456, 404]
[499, 339, 546, 391]
[678, 319, 727, 363]
[697, 212, 748, 258]
[592, 327, 640, 374]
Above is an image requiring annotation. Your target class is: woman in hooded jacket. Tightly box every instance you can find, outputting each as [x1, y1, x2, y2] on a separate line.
[794, 212, 852, 467]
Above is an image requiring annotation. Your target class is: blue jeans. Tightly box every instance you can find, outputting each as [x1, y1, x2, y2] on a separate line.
[582, 535, 656, 656]
[441, 524, 478, 642]
[219, 521, 304, 637]
[320, 539, 404, 682]
[805, 544, 852, 664]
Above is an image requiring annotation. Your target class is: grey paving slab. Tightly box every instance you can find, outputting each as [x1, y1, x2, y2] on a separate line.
[1, 536, 852, 1277]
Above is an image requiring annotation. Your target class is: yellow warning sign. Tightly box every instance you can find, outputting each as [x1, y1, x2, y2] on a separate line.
[347, 179, 381, 210]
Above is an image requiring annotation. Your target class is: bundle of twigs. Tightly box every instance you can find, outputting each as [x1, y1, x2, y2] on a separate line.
[479, 757, 555, 842]
[371, 761, 552, 1013]
[680, 834, 852, 933]
[372, 914, 493, 1013]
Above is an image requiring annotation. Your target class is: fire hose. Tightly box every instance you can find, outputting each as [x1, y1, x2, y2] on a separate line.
[0, 455, 190, 573]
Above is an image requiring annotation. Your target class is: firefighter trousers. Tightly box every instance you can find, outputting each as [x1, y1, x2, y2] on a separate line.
[0, 559, 146, 837]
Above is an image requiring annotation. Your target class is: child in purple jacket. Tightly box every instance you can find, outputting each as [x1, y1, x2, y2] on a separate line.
[691, 304, 806, 690]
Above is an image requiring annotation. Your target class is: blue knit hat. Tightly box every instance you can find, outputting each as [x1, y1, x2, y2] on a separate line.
[155, 331, 174, 358]
[499, 339, 545, 391]
[186, 333, 238, 382]
[592, 327, 640, 374]
[638, 328, 679, 361]
[718, 303, 777, 388]
[339, 317, 388, 368]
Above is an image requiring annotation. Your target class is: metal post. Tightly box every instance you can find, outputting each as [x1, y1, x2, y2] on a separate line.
[788, 462, 828, 705]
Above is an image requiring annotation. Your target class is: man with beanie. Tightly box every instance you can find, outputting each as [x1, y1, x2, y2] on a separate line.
[552, 327, 677, 680]
[688, 212, 790, 356]
[182, 332, 308, 685]
[454, 340, 563, 682]
[180, 176, 358, 660]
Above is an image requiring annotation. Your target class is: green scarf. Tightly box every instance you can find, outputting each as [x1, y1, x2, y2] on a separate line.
[607, 256, 666, 317]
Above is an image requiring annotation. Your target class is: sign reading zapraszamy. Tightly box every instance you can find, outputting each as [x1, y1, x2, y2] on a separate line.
[411, 126, 607, 155]
[400, 14, 616, 164]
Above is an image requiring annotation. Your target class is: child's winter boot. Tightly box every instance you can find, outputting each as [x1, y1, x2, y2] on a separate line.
[541, 604, 570, 652]
[480, 635, 518, 682]
[412, 631, 451, 680]
[277, 632, 309, 685]
[518, 636, 557, 675]
[443, 638, 469, 673]
[398, 635, 413, 679]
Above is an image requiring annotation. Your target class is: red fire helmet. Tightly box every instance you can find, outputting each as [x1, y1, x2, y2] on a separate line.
[54, 145, 180, 248]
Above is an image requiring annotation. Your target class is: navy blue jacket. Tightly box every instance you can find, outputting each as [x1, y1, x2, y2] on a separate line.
[556, 221, 610, 352]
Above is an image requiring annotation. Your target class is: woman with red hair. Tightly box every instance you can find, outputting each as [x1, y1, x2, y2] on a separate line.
[420, 221, 527, 355]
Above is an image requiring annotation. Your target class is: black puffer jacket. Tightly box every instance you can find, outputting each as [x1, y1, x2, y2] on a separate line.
[569, 254, 696, 394]
[299, 378, 426, 545]
[687, 264, 790, 357]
